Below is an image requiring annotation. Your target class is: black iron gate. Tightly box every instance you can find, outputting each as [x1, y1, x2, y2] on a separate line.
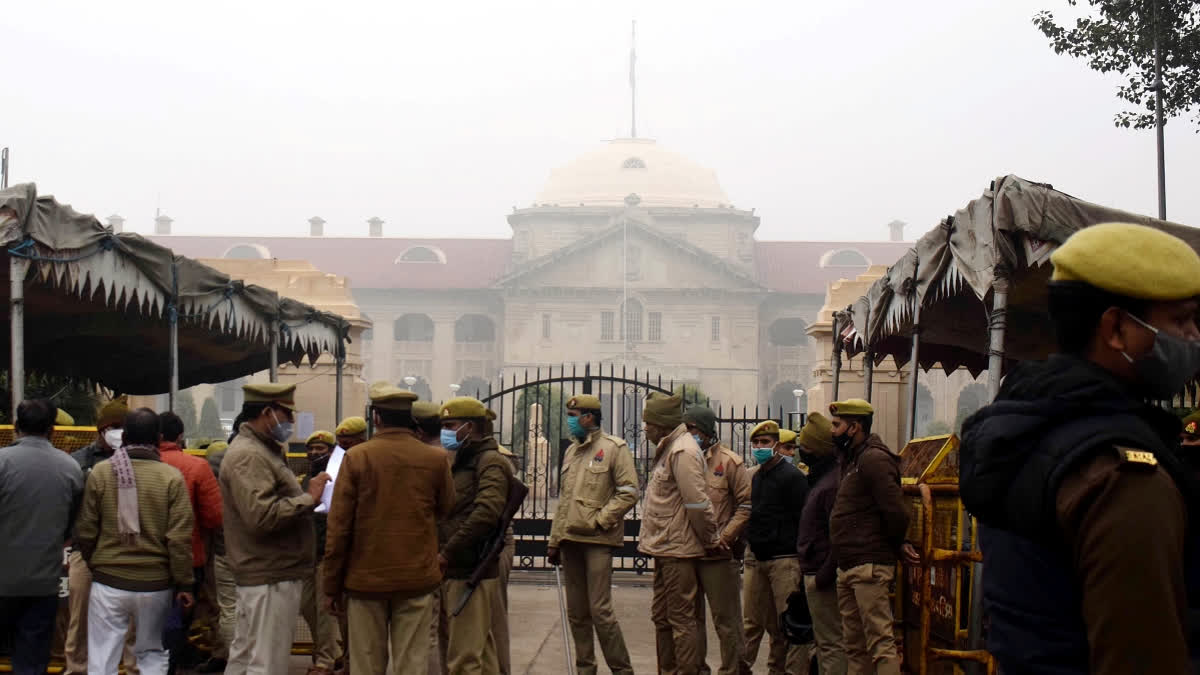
[467, 363, 805, 571]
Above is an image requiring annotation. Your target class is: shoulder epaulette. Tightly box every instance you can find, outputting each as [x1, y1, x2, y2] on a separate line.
[1114, 445, 1159, 471]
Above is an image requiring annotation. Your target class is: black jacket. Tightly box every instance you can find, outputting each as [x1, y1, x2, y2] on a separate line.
[747, 457, 808, 561]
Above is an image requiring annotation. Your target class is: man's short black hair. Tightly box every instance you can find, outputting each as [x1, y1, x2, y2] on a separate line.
[840, 413, 873, 435]
[159, 411, 185, 443]
[373, 407, 416, 430]
[1049, 282, 1148, 354]
[123, 408, 162, 446]
[416, 416, 441, 438]
[16, 399, 55, 436]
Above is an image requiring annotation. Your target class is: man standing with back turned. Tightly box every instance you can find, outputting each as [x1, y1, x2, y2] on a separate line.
[961, 223, 1200, 673]
[547, 394, 638, 675]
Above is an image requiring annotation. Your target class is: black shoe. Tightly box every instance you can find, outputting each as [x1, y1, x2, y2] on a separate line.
[194, 658, 227, 673]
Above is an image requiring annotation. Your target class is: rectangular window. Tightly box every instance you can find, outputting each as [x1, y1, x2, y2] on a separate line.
[601, 311, 614, 341]
[711, 316, 721, 342]
[648, 312, 662, 342]
[542, 313, 551, 340]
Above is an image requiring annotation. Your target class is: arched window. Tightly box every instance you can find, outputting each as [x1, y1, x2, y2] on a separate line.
[395, 246, 446, 264]
[620, 299, 643, 343]
[622, 157, 646, 169]
[223, 244, 270, 259]
[393, 314, 434, 342]
[820, 248, 871, 267]
[768, 318, 810, 346]
[455, 314, 496, 342]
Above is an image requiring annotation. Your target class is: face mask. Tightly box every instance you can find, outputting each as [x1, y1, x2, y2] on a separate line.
[752, 447, 775, 465]
[833, 432, 854, 452]
[103, 428, 124, 450]
[691, 434, 706, 448]
[268, 410, 293, 443]
[567, 416, 587, 440]
[309, 454, 330, 475]
[441, 427, 464, 451]
[1122, 313, 1200, 400]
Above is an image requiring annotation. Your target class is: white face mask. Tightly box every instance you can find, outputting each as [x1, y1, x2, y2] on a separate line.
[103, 428, 124, 450]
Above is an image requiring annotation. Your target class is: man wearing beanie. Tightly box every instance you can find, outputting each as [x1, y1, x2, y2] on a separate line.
[960, 223, 1200, 674]
[682, 404, 750, 675]
[65, 397, 138, 675]
[795, 413, 846, 675]
[638, 391, 716, 675]
[547, 395, 638, 675]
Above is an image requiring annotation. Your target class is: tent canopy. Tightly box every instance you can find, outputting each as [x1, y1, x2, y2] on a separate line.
[841, 175, 1199, 376]
[0, 183, 347, 394]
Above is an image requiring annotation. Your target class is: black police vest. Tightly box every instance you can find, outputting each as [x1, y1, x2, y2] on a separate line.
[981, 410, 1200, 673]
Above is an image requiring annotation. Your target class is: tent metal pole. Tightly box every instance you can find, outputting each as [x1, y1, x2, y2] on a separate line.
[268, 318, 279, 383]
[831, 313, 842, 401]
[168, 263, 179, 412]
[335, 319, 345, 423]
[906, 292, 921, 442]
[10, 256, 28, 419]
[863, 306, 874, 403]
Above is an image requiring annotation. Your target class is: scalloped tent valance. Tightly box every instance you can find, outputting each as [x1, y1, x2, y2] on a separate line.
[0, 183, 348, 394]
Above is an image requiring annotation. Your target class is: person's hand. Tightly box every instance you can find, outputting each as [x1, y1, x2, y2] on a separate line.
[706, 539, 731, 557]
[323, 594, 343, 617]
[546, 546, 561, 566]
[307, 472, 331, 501]
[901, 542, 921, 565]
[176, 592, 195, 610]
[438, 553, 449, 575]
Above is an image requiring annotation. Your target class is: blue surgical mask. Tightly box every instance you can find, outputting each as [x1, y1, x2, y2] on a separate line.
[752, 448, 775, 465]
[567, 416, 587, 440]
[441, 428, 463, 450]
[691, 434, 706, 448]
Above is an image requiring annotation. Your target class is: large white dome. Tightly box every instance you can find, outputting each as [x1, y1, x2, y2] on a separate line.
[535, 138, 731, 208]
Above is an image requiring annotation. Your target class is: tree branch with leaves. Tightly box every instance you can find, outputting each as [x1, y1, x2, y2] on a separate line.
[1034, 1, 1200, 130]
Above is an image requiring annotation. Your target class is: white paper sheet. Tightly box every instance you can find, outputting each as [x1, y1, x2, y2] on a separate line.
[316, 446, 346, 514]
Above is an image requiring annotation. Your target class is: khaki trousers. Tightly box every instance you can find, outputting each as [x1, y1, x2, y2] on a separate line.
[65, 550, 138, 675]
[741, 553, 779, 674]
[742, 557, 808, 675]
[804, 575, 847, 675]
[347, 591, 433, 675]
[301, 563, 343, 670]
[212, 554, 238, 661]
[651, 557, 703, 675]
[695, 559, 744, 675]
[490, 536, 515, 675]
[226, 579, 302, 675]
[836, 564, 900, 675]
[439, 578, 499, 675]
[428, 588, 447, 675]
[561, 542, 633, 675]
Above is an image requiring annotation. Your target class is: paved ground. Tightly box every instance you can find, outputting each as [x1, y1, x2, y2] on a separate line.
[286, 570, 783, 674]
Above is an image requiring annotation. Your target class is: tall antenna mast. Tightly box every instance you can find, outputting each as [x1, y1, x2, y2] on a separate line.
[629, 20, 637, 138]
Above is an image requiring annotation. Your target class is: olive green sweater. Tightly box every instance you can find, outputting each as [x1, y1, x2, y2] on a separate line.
[75, 448, 195, 592]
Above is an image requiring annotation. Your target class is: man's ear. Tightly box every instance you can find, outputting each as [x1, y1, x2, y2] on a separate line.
[1100, 306, 1130, 354]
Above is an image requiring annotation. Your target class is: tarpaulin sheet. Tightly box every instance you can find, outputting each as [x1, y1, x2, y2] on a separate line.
[0, 183, 347, 393]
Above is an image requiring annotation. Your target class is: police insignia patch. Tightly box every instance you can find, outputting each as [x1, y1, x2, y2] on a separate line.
[714, 463, 724, 477]
[593, 448, 604, 462]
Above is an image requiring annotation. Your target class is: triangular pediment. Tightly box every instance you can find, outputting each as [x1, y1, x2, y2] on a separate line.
[495, 221, 762, 291]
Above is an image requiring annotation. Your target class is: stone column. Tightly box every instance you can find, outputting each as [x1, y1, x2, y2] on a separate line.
[431, 315, 457, 399]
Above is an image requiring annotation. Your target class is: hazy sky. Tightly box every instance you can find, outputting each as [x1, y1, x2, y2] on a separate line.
[4, 0, 1198, 242]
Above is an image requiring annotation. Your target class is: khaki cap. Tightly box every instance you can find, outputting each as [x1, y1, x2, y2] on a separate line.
[306, 431, 335, 447]
[369, 384, 418, 411]
[441, 396, 490, 420]
[412, 401, 441, 421]
[567, 394, 602, 410]
[750, 420, 780, 439]
[830, 399, 874, 417]
[1051, 223, 1200, 301]
[243, 383, 298, 411]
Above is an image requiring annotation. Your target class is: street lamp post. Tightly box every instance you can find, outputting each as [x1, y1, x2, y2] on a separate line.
[449, 383, 461, 397]
[403, 376, 417, 388]
[793, 388, 805, 428]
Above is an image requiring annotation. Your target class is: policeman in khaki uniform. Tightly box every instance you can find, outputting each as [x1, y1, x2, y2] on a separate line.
[639, 391, 718, 675]
[961, 223, 1200, 674]
[683, 405, 751, 675]
[547, 394, 638, 675]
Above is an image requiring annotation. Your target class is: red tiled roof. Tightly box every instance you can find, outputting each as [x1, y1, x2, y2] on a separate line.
[754, 241, 913, 294]
[149, 235, 911, 294]
[150, 236, 513, 290]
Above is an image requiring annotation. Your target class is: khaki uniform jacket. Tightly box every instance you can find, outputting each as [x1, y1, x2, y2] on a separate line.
[438, 437, 513, 580]
[549, 430, 639, 549]
[701, 442, 752, 559]
[637, 424, 717, 559]
[219, 424, 316, 586]
[323, 428, 456, 598]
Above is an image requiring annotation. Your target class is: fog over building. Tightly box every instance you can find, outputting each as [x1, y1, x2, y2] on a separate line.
[154, 137, 910, 414]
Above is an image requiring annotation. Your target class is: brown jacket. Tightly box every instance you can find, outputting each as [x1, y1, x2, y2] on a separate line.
[701, 442, 751, 559]
[637, 424, 717, 559]
[438, 437, 513, 580]
[219, 425, 316, 586]
[322, 428, 455, 598]
[549, 430, 639, 549]
[829, 433, 908, 570]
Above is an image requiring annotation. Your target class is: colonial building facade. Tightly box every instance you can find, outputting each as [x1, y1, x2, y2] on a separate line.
[153, 138, 910, 412]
